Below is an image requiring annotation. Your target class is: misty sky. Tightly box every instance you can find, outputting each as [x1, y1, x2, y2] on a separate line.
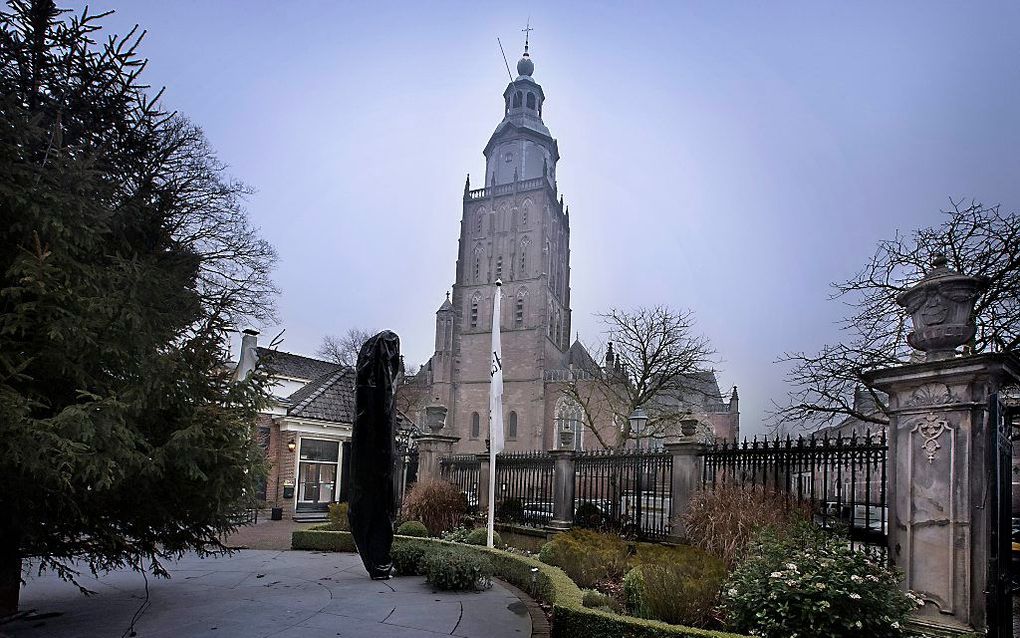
[76, 1, 1020, 435]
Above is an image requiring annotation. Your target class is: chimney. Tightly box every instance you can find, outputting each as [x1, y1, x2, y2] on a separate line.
[235, 329, 259, 380]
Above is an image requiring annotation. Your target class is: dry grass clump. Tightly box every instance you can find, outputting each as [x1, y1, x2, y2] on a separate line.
[401, 479, 467, 535]
[682, 484, 811, 566]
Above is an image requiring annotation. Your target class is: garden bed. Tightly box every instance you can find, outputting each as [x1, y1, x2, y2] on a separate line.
[290, 527, 748, 638]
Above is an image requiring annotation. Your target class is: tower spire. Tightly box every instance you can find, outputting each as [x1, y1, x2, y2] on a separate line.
[523, 18, 533, 54]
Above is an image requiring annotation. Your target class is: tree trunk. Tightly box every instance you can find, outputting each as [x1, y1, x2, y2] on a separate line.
[0, 528, 21, 616]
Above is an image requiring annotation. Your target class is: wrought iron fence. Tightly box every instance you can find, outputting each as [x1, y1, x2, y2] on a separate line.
[440, 454, 480, 512]
[703, 431, 888, 552]
[574, 449, 673, 541]
[495, 451, 555, 527]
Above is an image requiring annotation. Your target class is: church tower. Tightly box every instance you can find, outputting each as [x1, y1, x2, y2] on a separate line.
[428, 35, 572, 453]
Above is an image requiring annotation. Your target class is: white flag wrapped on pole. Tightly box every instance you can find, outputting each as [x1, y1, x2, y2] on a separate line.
[489, 282, 505, 455]
[487, 279, 504, 547]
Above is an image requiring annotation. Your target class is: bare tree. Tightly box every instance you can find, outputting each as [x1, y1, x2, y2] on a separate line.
[562, 306, 717, 449]
[771, 199, 1020, 431]
[316, 327, 375, 368]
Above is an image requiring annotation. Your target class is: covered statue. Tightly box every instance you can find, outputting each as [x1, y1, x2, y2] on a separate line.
[347, 330, 401, 579]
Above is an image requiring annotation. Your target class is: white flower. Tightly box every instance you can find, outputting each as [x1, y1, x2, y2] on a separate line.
[814, 582, 826, 590]
[891, 621, 900, 629]
[785, 563, 799, 572]
[849, 592, 861, 599]
[727, 588, 738, 597]
[770, 571, 784, 578]
[850, 575, 863, 583]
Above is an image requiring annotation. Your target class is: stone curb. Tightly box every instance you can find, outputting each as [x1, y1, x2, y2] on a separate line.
[494, 577, 550, 638]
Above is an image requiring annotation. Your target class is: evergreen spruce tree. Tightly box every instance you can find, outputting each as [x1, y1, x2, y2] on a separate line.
[0, 0, 278, 613]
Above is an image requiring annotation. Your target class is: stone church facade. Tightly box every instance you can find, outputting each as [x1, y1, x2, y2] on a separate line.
[417, 42, 739, 453]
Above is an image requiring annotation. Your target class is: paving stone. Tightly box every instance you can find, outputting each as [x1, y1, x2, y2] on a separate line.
[6, 550, 533, 638]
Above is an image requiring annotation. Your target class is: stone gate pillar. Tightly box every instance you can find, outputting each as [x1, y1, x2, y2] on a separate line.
[547, 450, 575, 533]
[414, 406, 458, 483]
[864, 255, 1019, 635]
[665, 435, 707, 542]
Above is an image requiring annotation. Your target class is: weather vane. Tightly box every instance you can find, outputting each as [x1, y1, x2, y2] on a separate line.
[523, 18, 533, 53]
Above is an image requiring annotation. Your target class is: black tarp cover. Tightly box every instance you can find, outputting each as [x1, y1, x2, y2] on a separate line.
[347, 330, 400, 579]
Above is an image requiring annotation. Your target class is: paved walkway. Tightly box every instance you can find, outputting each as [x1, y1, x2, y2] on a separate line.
[4, 551, 532, 638]
[222, 517, 316, 550]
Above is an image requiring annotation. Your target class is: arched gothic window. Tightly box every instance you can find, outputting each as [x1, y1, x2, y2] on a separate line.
[495, 256, 503, 281]
[512, 91, 522, 108]
[519, 237, 530, 276]
[508, 411, 518, 439]
[470, 412, 480, 438]
[470, 292, 481, 328]
[515, 288, 527, 327]
[555, 398, 584, 450]
[526, 92, 536, 109]
[473, 246, 483, 283]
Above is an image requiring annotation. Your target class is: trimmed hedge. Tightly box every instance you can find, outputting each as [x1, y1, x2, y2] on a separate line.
[290, 529, 748, 638]
[291, 528, 357, 552]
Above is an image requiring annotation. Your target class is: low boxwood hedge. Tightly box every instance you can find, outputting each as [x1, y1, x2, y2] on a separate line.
[289, 528, 748, 638]
[291, 527, 357, 552]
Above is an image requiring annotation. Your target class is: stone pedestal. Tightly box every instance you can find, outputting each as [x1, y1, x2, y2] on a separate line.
[414, 433, 459, 483]
[865, 354, 1019, 635]
[546, 450, 575, 533]
[665, 439, 707, 541]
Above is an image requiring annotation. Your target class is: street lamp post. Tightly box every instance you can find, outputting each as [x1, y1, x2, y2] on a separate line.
[629, 407, 648, 538]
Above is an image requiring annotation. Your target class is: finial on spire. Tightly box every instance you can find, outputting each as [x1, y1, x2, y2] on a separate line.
[516, 20, 535, 77]
[464, 173, 470, 194]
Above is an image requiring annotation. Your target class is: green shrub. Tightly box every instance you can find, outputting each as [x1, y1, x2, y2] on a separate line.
[582, 588, 623, 613]
[401, 479, 467, 535]
[682, 485, 811, 566]
[624, 558, 727, 627]
[538, 529, 629, 588]
[624, 566, 649, 617]
[721, 523, 918, 638]
[326, 502, 350, 531]
[291, 529, 357, 552]
[465, 528, 501, 546]
[396, 520, 429, 537]
[391, 541, 429, 576]
[496, 497, 524, 522]
[424, 547, 493, 591]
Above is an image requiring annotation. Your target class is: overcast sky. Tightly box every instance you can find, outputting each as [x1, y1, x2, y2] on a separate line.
[79, 1, 1020, 436]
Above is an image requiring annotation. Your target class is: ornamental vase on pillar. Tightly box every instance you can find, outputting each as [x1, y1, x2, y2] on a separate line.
[896, 254, 987, 361]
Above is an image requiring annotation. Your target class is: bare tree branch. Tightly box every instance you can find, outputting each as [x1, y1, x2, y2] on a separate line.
[771, 200, 1020, 432]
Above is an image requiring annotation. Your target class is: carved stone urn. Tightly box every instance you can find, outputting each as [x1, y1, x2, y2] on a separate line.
[896, 254, 987, 360]
[680, 419, 700, 437]
[424, 405, 448, 433]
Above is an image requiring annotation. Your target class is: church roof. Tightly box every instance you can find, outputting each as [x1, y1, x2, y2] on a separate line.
[255, 347, 341, 381]
[483, 118, 558, 159]
[566, 338, 599, 373]
[287, 367, 355, 424]
[437, 292, 453, 312]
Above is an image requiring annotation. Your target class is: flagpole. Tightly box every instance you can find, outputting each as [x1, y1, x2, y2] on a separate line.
[487, 279, 504, 548]
[487, 429, 497, 547]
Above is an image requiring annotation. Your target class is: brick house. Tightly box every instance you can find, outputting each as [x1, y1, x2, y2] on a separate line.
[235, 330, 354, 521]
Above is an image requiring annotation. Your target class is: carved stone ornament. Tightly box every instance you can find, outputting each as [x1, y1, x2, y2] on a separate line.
[905, 383, 958, 408]
[913, 412, 949, 464]
[896, 254, 987, 360]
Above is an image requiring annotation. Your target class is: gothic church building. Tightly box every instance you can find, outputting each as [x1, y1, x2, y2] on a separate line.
[418, 42, 738, 453]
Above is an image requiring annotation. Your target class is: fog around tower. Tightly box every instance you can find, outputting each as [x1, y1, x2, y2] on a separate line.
[76, 1, 1020, 435]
